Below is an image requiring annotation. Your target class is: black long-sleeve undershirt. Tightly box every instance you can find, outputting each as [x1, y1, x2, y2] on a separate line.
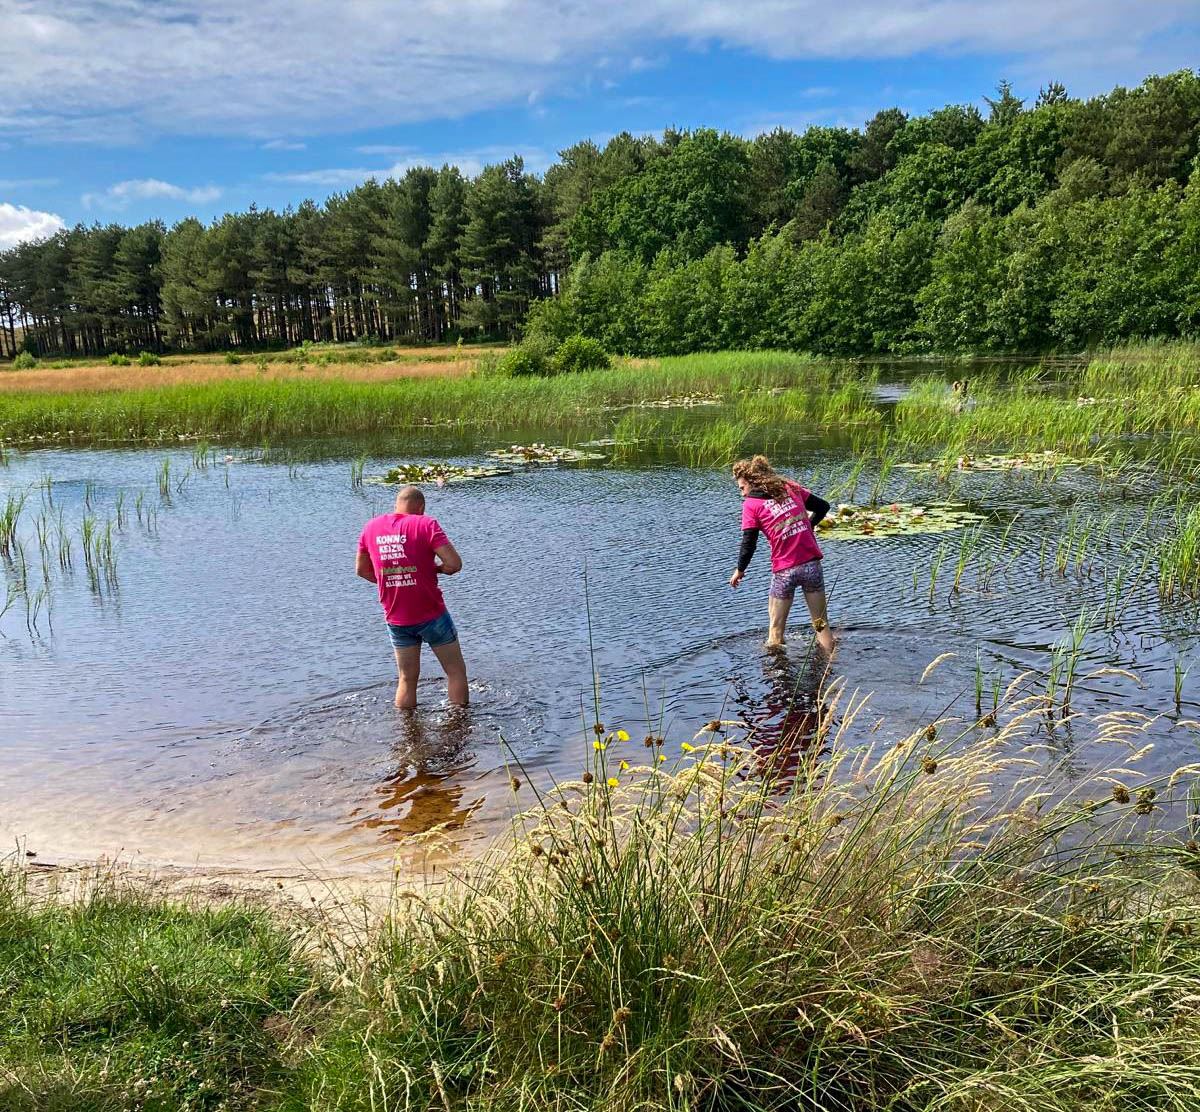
[737, 489, 830, 573]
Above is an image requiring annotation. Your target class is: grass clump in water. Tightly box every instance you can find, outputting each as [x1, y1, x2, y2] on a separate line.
[284, 688, 1200, 1111]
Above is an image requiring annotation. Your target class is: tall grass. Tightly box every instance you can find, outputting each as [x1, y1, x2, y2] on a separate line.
[5, 678, 1200, 1109]
[285, 686, 1200, 1111]
[0, 353, 827, 443]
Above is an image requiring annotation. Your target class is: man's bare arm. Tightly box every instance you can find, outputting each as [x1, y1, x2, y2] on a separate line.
[355, 549, 376, 583]
[433, 542, 463, 576]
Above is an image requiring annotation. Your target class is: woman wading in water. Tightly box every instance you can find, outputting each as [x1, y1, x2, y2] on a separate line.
[728, 455, 834, 654]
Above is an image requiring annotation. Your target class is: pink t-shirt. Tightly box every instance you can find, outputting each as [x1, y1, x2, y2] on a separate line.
[358, 513, 450, 627]
[741, 482, 823, 572]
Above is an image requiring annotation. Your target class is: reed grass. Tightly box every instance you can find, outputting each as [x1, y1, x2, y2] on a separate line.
[1159, 505, 1200, 601]
[0, 353, 826, 444]
[5, 673, 1200, 1109]
[285, 685, 1200, 1111]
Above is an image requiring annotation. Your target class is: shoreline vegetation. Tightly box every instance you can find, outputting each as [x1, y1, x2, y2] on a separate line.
[0, 342, 1198, 459]
[6, 677, 1200, 1110]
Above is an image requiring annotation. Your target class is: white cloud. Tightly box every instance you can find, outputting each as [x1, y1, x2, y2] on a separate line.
[262, 139, 306, 151]
[266, 146, 554, 189]
[0, 202, 65, 248]
[81, 179, 222, 209]
[0, 1, 1194, 143]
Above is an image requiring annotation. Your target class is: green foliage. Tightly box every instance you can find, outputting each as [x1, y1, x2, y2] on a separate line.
[224, 351, 243, 364]
[106, 353, 131, 366]
[496, 336, 556, 377]
[0, 872, 312, 1111]
[136, 350, 161, 366]
[11, 351, 36, 370]
[552, 334, 610, 374]
[2, 70, 1200, 360]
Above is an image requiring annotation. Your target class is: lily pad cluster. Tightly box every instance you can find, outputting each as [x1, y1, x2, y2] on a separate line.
[817, 501, 985, 540]
[898, 450, 1091, 474]
[487, 443, 605, 464]
[375, 462, 513, 485]
[634, 393, 722, 409]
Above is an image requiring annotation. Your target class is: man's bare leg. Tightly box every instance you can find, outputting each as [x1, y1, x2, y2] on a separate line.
[803, 589, 835, 656]
[766, 595, 792, 647]
[431, 639, 469, 706]
[394, 646, 421, 709]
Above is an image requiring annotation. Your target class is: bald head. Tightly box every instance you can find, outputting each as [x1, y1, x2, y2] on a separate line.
[395, 485, 425, 513]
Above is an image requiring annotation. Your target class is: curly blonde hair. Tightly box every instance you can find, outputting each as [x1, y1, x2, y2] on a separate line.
[731, 454, 793, 502]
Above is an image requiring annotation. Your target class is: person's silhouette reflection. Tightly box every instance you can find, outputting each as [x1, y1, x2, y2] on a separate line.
[357, 707, 481, 839]
[734, 647, 831, 786]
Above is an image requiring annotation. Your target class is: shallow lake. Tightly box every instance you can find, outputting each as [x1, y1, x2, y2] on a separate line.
[2, 368, 1198, 873]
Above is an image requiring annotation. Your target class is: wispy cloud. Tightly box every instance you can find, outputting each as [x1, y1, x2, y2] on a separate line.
[266, 146, 554, 189]
[82, 179, 223, 209]
[1, 1, 1193, 144]
[0, 177, 60, 190]
[0, 202, 66, 248]
[262, 139, 306, 151]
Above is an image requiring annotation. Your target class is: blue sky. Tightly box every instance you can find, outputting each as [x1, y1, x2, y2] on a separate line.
[2, 0, 1198, 247]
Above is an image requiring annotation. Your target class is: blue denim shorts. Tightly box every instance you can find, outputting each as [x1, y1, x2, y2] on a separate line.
[387, 609, 458, 650]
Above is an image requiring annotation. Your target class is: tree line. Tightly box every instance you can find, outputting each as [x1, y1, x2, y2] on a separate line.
[2, 71, 1199, 360]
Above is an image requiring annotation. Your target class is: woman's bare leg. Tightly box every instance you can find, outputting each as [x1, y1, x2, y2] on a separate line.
[802, 589, 834, 655]
[767, 595, 793, 647]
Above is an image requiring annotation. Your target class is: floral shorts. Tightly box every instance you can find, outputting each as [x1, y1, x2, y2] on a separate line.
[769, 559, 825, 601]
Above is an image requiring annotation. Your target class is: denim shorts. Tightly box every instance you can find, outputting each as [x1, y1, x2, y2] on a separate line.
[769, 559, 825, 601]
[387, 609, 458, 650]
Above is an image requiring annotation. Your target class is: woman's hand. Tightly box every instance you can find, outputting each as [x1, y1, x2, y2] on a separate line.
[729, 569, 744, 588]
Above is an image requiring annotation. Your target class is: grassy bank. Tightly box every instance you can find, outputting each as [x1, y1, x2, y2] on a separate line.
[7, 685, 1200, 1110]
[1, 341, 1199, 461]
[0, 352, 831, 444]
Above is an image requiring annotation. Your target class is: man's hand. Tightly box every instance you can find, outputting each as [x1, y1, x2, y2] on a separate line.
[729, 569, 744, 589]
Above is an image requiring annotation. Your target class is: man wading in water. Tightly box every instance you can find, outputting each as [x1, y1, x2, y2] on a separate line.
[728, 455, 834, 654]
[356, 485, 469, 708]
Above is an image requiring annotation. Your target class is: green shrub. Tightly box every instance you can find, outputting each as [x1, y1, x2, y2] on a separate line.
[553, 333, 611, 374]
[137, 351, 161, 366]
[107, 353, 132, 366]
[12, 351, 36, 370]
[224, 351, 243, 365]
[495, 336, 559, 377]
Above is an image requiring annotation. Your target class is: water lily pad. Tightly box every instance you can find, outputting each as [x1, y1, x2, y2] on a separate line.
[487, 443, 605, 464]
[370, 462, 513, 485]
[898, 450, 1093, 474]
[635, 393, 722, 409]
[817, 501, 985, 540]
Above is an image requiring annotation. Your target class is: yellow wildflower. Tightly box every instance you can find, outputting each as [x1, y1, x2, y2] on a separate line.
[681, 742, 695, 752]
[607, 777, 619, 788]
[616, 729, 630, 741]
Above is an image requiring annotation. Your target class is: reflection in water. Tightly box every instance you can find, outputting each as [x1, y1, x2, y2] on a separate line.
[357, 706, 483, 840]
[734, 646, 833, 785]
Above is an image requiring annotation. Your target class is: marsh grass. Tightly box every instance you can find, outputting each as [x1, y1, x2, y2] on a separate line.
[1159, 504, 1200, 601]
[4, 672, 1200, 1110]
[0, 352, 828, 444]
[282, 683, 1200, 1112]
